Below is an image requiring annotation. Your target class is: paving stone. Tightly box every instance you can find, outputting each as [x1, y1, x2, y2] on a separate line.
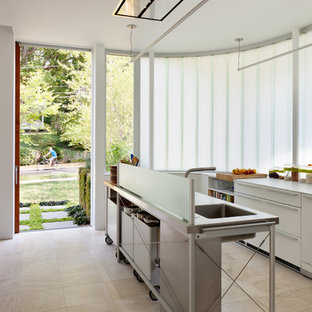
[20, 207, 30, 212]
[40, 205, 66, 210]
[42, 221, 77, 229]
[19, 225, 30, 231]
[42, 211, 69, 219]
[20, 214, 30, 221]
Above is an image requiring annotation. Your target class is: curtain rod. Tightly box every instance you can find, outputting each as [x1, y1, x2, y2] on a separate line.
[238, 41, 312, 71]
[133, 0, 211, 62]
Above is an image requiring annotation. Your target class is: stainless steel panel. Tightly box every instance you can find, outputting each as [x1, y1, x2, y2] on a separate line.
[160, 221, 221, 312]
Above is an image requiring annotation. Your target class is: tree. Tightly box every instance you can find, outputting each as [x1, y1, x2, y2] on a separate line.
[106, 55, 133, 157]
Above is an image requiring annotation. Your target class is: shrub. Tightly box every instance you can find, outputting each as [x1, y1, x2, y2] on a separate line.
[20, 146, 37, 166]
[79, 167, 90, 209]
[106, 142, 130, 171]
[73, 209, 89, 225]
[85, 173, 91, 218]
[65, 204, 81, 217]
[65, 204, 89, 225]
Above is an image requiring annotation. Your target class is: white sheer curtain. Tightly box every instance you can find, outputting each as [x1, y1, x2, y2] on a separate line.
[141, 40, 292, 171]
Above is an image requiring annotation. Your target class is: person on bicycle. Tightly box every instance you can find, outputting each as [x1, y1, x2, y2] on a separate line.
[44, 147, 57, 167]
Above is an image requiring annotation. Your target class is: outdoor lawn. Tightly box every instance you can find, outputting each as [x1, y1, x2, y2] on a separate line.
[20, 178, 79, 203]
[20, 172, 77, 181]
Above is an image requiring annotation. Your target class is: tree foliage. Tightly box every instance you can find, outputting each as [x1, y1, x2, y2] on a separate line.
[20, 47, 134, 166]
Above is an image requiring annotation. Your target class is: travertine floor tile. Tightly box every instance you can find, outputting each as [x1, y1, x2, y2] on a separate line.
[0, 227, 310, 312]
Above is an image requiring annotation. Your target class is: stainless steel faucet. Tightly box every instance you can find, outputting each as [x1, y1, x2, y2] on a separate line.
[184, 167, 216, 178]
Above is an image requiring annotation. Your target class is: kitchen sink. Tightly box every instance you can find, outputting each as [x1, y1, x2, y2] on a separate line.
[195, 204, 256, 219]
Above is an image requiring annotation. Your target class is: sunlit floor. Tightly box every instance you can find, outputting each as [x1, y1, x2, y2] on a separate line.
[0, 228, 311, 312]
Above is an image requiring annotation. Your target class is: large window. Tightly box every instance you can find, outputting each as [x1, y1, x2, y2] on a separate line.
[141, 40, 292, 171]
[106, 55, 134, 170]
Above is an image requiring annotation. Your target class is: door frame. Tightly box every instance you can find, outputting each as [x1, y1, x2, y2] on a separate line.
[15, 42, 20, 234]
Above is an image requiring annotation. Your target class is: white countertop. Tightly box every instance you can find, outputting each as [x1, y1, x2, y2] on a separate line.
[234, 178, 312, 196]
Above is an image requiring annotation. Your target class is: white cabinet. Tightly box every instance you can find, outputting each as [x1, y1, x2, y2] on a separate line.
[235, 182, 302, 267]
[235, 182, 301, 207]
[302, 194, 312, 275]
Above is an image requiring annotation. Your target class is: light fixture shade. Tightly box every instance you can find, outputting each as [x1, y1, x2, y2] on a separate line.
[114, 0, 184, 21]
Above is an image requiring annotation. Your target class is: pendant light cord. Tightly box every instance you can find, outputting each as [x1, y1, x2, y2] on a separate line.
[235, 38, 244, 71]
[127, 24, 137, 59]
[130, 26, 133, 57]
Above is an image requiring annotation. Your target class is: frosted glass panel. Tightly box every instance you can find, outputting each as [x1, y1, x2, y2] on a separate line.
[119, 163, 191, 222]
[299, 31, 312, 164]
[228, 52, 243, 169]
[273, 40, 292, 166]
[198, 56, 213, 167]
[183, 58, 197, 169]
[258, 45, 274, 172]
[140, 57, 150, 168]
[154, 58, 167, 170]
[212, 54, 227, 170]
[243, 50, 258, 169]
[140, 40, 292, 172]
[168, 58, 183, 169]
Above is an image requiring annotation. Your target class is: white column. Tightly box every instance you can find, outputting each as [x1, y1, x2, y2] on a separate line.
[91, 44, 106, 230]
[0, 26, 14, 239]
[292, 28, 300, 165]
[149, 51, 154, 170]
[133, 58, 141, 159]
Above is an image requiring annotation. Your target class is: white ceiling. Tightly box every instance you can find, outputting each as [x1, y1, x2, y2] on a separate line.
[0, 0, 312, 53]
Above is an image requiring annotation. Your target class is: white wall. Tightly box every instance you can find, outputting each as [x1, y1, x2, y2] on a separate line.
[91, 44, 106, 230]
[0, 25, 14, 239]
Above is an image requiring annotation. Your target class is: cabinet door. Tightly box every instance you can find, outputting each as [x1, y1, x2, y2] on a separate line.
[235, 182, 301, 207]
[302, 194, 312, 268]
[235, 193, 301, 266]
[235, 193, 301, 237]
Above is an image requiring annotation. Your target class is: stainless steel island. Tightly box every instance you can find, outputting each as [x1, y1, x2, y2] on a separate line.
[104, 164, 279, 312]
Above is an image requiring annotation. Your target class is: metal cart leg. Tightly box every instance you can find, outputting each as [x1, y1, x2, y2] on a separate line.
[269, 224, 275, 312]
[189, 233, 195, 312]
[116, 193, 121, 262]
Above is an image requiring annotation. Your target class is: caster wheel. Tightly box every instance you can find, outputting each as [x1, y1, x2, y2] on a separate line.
[149, 286, 160, 301]
[133, 269, 138, 278]
[133, 270, 144, 282]
[105, 235, 113, 245]
[136, 273, 144, 283]
[124, 257, 130, 265]
[115, 251, 125, 260]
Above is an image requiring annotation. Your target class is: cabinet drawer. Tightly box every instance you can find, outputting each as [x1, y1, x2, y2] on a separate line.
[246, 230, 301, 267]
[235, 193, 301, 237]
[235, 182, 300, 207]
[133, 218, 159, 281]
[121, 211, 134, 259]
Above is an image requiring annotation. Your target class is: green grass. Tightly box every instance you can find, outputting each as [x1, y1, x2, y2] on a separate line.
[20, 172, 78, 181]
[20, 207, 66, 214]
[20, 179, 79, 203]
[20, 203, 73, 231]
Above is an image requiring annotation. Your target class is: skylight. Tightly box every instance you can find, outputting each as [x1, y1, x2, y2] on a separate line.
[114, 0, 184, 21]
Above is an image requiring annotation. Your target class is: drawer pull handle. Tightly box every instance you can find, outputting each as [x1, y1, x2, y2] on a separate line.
[236, 193, 299, 211]
[276, 230, 299, 241]
[268, 201, 299, 211]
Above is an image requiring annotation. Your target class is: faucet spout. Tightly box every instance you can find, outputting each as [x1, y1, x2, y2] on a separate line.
[184, 167, 216, 178]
